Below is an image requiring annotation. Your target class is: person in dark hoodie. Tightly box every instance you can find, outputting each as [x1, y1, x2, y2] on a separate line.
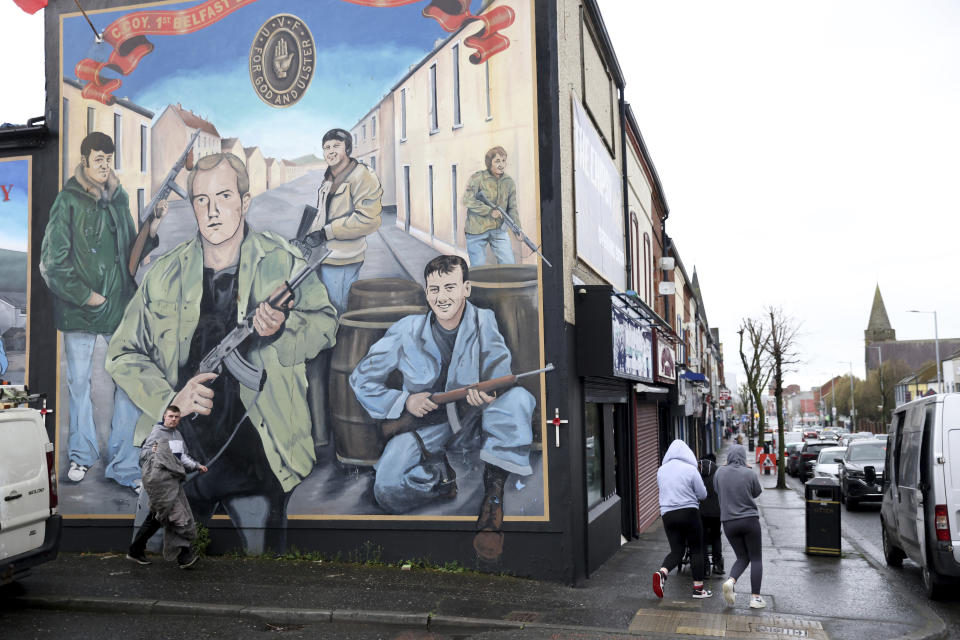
[714, 444, 765, 609]
[653, 439, 712, 599]
[698, 453, 724, 576]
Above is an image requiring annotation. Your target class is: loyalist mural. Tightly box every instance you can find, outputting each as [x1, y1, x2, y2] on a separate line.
[49, 0, 547, 562]
[0, 157, 30, 386]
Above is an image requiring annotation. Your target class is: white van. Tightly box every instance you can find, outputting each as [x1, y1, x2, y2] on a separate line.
[879, 393, 960, 598]
[0, 390, 61, 585]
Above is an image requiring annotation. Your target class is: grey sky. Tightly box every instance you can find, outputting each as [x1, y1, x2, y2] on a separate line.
[599, 0, 960, 389]
[4, 1, 959, 389]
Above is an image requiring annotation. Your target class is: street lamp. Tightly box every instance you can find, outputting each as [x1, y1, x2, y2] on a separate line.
[839, 361, 855, 430]
[907, 310, 941, 393]
[868, 345, 885, 424]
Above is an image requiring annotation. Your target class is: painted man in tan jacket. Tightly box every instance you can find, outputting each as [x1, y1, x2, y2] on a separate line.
[298, 128, 383, 314]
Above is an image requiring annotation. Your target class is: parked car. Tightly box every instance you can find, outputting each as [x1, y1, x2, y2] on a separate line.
[874, 433, 889, 442]
[798, 440, 835, 482]
[810, 446, 846, 481]
[785, 442, 804, 477]
[784, 431, 803, 446]
[880, 393, 960, 599]
[0, 388, 61, 586]
[838, 439, 886, 510]
[839, 432, 873, 447]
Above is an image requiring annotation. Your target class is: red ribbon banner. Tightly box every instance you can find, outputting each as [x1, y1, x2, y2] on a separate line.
[74, 0, 514, 105]
[348, 0, 515, 64]
[75, 0, 260, 105]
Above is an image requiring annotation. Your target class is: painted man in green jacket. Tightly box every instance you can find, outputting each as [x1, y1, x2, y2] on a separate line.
[462, 146, 519, 266]
[40, 131, 164, 491]
[106, 152, 337, 554]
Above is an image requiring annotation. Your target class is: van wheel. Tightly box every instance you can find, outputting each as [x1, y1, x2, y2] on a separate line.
[881, 525, 905, 567]
[922, 564, 947, 600]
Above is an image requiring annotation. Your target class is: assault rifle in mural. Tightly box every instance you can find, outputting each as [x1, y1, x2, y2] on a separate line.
[474, 189, 552, 267]
[193, 245, 333, 392]
[380, 363, 554, 439]
[128, 129, 201, 276]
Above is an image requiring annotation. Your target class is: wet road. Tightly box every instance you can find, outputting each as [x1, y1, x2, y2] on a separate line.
[782, 470, 960, 630]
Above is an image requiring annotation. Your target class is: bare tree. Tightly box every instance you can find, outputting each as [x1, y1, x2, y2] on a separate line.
[738, 317, 771, 451]
[765, 306, 801, 489]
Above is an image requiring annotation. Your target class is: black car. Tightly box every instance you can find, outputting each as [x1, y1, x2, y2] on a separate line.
[838, 439, 886, 510]
[785, 442, 804, 477]
[798, 440, 833, 482]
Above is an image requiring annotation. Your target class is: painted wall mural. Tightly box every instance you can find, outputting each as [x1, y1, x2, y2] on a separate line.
[0, 157, 31, 386]
[50, 0, 546, 562]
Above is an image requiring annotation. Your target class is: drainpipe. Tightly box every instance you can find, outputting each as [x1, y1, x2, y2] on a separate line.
[619, 89, 632, 293]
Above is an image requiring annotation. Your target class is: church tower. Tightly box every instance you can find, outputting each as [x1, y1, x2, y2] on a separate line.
[865, 285, 895, 373]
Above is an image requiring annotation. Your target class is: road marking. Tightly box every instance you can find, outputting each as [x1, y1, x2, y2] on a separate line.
[629, 607, 828, 639]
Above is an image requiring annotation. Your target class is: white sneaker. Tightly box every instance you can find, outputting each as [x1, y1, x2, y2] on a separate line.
[722, 578, 735, 605]
[67, 462, 88, 482]
[750, 595, 766, 609]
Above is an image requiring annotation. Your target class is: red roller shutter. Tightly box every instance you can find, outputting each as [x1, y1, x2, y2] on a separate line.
[636, 401, 660, 533]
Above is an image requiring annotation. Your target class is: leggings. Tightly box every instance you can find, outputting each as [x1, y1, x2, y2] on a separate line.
[660, 507, 705, 581]
[723, 516, 762, 594]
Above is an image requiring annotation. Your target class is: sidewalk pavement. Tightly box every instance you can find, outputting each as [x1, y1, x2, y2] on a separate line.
[6, 439, 946, 640]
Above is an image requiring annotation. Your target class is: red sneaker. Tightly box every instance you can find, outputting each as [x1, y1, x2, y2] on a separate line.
[653, 569, 666, 598]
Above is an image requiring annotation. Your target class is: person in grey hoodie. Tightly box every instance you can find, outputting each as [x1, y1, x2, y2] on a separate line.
[653, 439, 712, 599]
[714, 444, 765, 609]
[126, 406, 207, 569]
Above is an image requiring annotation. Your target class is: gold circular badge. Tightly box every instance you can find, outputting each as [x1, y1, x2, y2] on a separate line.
[249, 14, 315, 108]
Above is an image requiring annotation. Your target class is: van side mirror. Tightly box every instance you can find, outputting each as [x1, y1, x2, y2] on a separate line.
[864, 466, 876, 484]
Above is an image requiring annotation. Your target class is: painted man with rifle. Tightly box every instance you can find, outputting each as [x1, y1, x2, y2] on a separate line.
[106, 152, 338, 553]
[350, 254, 536, 559]
[462, 146, 520, 266]
[40, 131, 167, 492]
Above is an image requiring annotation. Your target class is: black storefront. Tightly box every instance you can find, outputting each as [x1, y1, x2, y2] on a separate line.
[574, 285, 677, 568]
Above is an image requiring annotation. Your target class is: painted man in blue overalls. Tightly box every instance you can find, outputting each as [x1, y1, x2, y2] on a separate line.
[350, 255, 534, 559]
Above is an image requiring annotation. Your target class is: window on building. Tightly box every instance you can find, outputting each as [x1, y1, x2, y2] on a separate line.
[113, 113, 122, 171]
[485, 60, 492, 120]
[643, 233, 652, 303]
[629, 212, 640, 293]
[137, 188, 145, 220]
[62, 97, 69, 186]
[362, 124, 366, 141]
[428, 164, 435, 237]
[403, 165, 411, 231]
[86, 106, 95, 135]
[140, 124, 148, 173]
[452, 44, 461, 127]
[400, 88, 407, 141]
[371, 115, 376, 138]
[584, 402, 603, 509]
[451, 164, 458, 240]
[370, 155, 376, 172]
[429, 63, 438, 133]
[353, 133, 358, 148]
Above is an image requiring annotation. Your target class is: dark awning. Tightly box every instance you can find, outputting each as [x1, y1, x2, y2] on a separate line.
[681, 371, 707, 383]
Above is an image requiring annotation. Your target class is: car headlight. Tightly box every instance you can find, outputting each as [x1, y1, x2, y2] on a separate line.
[815, 471, 833, 478]
[847, 470, 864, 479]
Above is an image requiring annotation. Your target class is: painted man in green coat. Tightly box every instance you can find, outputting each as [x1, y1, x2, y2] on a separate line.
[106, 152, 338, 553]
[40, 131, 164, 491]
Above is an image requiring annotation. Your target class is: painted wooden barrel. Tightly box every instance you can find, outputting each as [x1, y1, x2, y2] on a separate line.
[346, 277, 427, 312]
[328, 305, 427, 466]
[467, 265, 542, 440]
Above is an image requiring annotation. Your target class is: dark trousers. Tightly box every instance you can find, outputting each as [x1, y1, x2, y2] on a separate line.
[660, 507, 705, 581]
[129, 511, 190, 561]
[723, 516, 763, 594]
[185, 420, 291, 554]
[701, 515, 724, 569]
